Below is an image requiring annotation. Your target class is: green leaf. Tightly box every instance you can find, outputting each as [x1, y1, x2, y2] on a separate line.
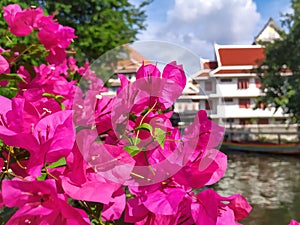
[0, 206, 17, 224]
[129, 113, 138, 122]
[154, 128, 166, 149]
[124, 145, 141, 156]
[0, 73, 27, 83]
[55, 95, 65, 101]
[42, 92, 56, 98]
[127, 136, 141, 145]
[135, 123, 153, 134]
[42, 93, 65, 103]
[42, 92, 65, 110]
[48, 157, 66, 169]
[36, 173, 47, 181]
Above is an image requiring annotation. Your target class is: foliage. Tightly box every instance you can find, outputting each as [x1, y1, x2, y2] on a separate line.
[0, 0, 151, 63]
[257, 0, 300, 123]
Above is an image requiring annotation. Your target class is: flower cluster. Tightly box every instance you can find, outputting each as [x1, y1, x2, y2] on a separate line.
[0, 3, 298, 225]
[3, 4, 76, 66]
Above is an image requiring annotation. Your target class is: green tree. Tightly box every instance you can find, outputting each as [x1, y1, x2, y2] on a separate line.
[0, 0, 152, 63]
[257, 0, 300, 123]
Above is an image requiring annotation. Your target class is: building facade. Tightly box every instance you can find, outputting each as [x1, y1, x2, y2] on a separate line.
[194, 44, 288, 127]
[105, 19, 298, 136]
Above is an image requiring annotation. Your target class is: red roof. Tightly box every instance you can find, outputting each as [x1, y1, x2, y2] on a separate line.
[217, 47, 265, 66]
[116, 44, 151, 72]
[197, 72, 209, 77]
[203, 61, 218, 69]
[214, 69, 257, 74]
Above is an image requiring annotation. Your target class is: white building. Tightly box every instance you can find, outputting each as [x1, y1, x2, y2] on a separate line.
[194, 43, 288, 127]
[105, 19, 298, 135]
[174, 18, 297, 136]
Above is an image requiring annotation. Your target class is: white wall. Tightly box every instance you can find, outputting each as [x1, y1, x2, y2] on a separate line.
[216, 77, 261, 97]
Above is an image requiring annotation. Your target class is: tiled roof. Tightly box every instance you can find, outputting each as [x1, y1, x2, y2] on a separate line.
[217, 46, 265, 66]
[116, 44, 151, 73]
[203, 61, 218, 69]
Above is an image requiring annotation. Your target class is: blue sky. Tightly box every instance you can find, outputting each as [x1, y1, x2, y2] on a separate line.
[132, 0, 292, 60]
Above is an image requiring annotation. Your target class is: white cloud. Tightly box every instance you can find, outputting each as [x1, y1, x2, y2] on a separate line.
[137, 0, 261, 59]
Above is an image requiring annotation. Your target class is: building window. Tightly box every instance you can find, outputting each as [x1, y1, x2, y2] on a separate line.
[205, 100, 212, 110]
[205, 81, 212, 91]
[255, 78, 262, 88]
[258, 102, 265, 109]
[239, 98, 250, 108]
[224, 98, 233, 102]
[237, 78, 249, 89]
[226, 118, 234, 123]
[239, 119, 246, 125]
[220, 78, 232, 82]
[258, 118, 269, 124]
[239, 119, 252, 125]
[275, 118, 285, 124]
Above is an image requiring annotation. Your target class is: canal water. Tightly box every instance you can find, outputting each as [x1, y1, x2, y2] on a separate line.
[213, 151, 300, 225]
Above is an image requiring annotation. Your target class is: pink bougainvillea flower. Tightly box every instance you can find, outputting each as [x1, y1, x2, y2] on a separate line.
[67, 56, 79, 73]
[226, 194, 253, 221]
[182, 110, 225, 162]
[46, 46, 67, 65]
[168, 110, 226, 189]
[129, 182, 188, 214]
[2, 179, 90, 225]
[0, 96, 12, 123]
[115, 62, 186, 116]
[0, 55, 9, 74]
[125, 182, 251, 225]
[38, 16, 77, 49]
[0, 96, 40, 134]
[61, 141, 128, 221]
[191, 189, 220, 225]
[19, 64, 78, 110]
[37, 16, 76, 65]
[136, 62, 161, 79]
[3, 4, 44, 36]
[161, 61, 186, 90]
[61, 144, 121, 204]
[25, 110, 74, 176]
[136, 61, 186, 90]
[17, 65, 31, 88]
[289, 220, 300, 225]
[0, 100, 75, 176]
[125, 197, 149, 223]
[20, 87, 63, 116]
[2, 4, 22, 26]
[191, 189, 252, 225]
[102, 187, 126, 221]
[174, 148, 227, 188]
[75, 129, 135, 183]
[125, 182, 189, 224]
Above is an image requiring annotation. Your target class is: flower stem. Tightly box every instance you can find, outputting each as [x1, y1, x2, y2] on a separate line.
[134, 101, 157, 145]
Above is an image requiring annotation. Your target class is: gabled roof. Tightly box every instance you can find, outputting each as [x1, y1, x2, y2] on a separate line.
[253, 17, 282, 44]
[194, 44, 266, 78]
[194, 58, 218, 78]
[202, 60, 218, 70]
[215, 44, 265, 67]
[182, 79, 200, 95]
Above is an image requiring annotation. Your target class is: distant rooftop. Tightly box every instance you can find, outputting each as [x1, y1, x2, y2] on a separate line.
[215, 44, 265, 67]
[253, 17, 282, 44]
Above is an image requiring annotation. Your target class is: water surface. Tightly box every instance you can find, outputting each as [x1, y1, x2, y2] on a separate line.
[214, 151, 300, 225]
